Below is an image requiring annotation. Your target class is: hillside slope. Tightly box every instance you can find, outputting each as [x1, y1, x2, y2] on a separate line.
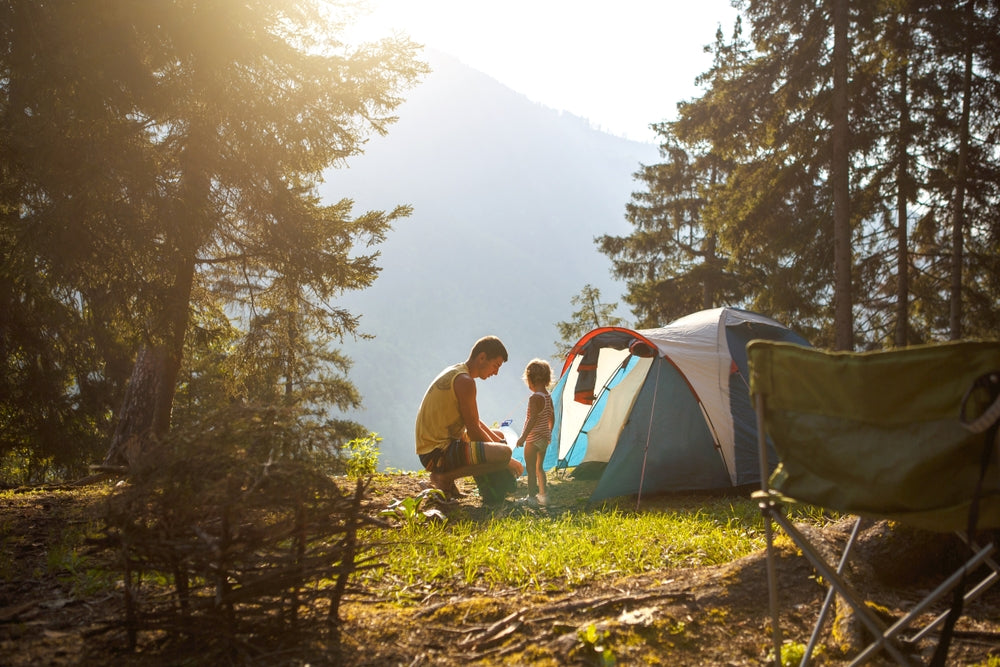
[320, 50, 660, 469]
[4, 479, 1000, 665]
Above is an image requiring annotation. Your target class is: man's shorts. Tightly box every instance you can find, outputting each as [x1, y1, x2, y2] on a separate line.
[419, 439, 488, 473]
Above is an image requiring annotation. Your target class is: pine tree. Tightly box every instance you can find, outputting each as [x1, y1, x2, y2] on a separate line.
[100, 1, 425, 468]
[553, 285, 627, 360]
[598, 24, 751, 329]
[616, 0, 1000, 347]
[897, 0, 1000, 341]
[0, 1, 427, 473]
[620, 6, 840, 344]
[0, 2, 157, 479]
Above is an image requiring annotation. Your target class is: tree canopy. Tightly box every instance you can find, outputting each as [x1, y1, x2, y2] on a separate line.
[553, 285, 627, 360]
[1, 1, 427, 481]
[604, 0, 1000, 349]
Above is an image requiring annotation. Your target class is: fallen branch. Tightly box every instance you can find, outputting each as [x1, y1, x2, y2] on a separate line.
[457, 608, 527, 649]
[539, 590, 691, 616]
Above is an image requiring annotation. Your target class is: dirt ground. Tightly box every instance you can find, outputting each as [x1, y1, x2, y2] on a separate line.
[2, 472, 1000, 666]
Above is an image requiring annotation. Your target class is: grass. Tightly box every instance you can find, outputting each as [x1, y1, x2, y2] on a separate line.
[46, 520, 117, 597]
[361, 489, 838, 595]
[1, 484, 116, 594]
[2, 477, 836, 610]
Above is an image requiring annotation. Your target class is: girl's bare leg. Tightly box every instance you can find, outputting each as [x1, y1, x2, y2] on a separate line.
[524, 445, 538, 497]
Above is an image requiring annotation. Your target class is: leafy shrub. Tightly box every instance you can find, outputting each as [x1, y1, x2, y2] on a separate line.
[100, 405, 385, 658]
[345, 432, 381, 479]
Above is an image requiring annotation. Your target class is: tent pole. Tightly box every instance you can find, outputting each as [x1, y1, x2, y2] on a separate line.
[635, 358, 662, 511]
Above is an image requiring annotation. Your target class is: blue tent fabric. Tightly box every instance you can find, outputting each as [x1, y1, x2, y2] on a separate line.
[591, 358, 731, 501]
[725, 320, 809, 485]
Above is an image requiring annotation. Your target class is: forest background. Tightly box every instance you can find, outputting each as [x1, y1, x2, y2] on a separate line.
[1, 0, 998, 484]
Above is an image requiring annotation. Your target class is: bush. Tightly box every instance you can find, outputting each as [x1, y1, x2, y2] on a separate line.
[345, 432, 381, 479]
[100, 405, 385, 658]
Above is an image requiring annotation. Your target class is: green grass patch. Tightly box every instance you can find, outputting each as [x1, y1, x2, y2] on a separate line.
[362, 494, 836, 594]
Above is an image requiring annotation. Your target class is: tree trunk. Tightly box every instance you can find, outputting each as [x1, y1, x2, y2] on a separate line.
[894, 14, 911, 348]
[104, 119, 208, 469]
[103, 345, 167, 468]
[703, 163, 718, 310]
[103, 256, 196, 468]
[703, 233, 717, 310]
[832, 0, 854, 351]
[950, 0, 974, 341]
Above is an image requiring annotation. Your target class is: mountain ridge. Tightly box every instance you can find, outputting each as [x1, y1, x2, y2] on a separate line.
[320, 50, 660, 470]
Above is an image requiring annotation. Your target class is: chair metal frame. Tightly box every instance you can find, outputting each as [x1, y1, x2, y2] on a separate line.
[751, 342, 1000, 667]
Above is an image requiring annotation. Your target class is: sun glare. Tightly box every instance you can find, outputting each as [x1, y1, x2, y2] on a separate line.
[344, 0, 738, 143]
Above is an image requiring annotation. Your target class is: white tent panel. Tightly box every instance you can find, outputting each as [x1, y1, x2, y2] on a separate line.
[582, 356, 652, 464]
[636, 308, 737, 482]
[634, 307, 793, 483]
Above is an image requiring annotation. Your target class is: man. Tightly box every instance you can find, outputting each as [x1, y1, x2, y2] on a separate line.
[415, 335, 523, 498]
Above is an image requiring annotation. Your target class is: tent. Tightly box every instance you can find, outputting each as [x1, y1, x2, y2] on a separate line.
[531, 307, 810, 503]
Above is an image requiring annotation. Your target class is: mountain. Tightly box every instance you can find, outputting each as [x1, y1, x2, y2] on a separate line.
[318, 50, 660, 471]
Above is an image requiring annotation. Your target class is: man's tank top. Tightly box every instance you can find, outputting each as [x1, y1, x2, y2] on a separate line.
[414, 363, 468, 455]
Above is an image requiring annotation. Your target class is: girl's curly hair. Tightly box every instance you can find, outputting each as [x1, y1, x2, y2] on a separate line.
[523, 358, 552, 388]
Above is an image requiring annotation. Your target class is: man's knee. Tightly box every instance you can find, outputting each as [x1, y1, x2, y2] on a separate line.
[483, 442, 512, 463]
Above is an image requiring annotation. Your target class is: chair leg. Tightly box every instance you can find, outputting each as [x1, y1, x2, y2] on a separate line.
[899, 539, 998, 645]
[757, 393, 785, 667]
[803, 517, 865, 665]
[769, 512, 916, 666]
[763, 503, 783, 667]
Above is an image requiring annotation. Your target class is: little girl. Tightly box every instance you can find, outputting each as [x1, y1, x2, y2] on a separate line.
[516, 359, 555, 507]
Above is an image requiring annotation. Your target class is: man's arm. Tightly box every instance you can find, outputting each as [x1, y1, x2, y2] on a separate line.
[455, 373, 502, 442]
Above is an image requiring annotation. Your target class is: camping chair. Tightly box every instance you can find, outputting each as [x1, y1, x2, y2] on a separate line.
[748, 340, 1000, 666]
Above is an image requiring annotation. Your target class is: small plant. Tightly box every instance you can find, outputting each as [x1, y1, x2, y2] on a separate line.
[667, 619, 686, 635]
[45, 524, 115, 597]
[380, 488, 448, 526]
[766, 640, 818, 666]
[577, 623, 616, 666]
[707, 607, 728, 622]
[345, 432, 381, 479]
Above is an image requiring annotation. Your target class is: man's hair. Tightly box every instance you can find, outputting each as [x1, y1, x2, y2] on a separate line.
[523, 359, 552, 387]
[469, 335, 508, 362]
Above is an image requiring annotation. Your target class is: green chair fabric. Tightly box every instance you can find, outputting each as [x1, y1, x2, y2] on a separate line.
[748, 340, 1000, 532]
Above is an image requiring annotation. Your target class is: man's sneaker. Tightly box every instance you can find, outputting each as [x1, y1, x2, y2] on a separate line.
[536, 494, 548, 507]
[515, 495, 539, 508]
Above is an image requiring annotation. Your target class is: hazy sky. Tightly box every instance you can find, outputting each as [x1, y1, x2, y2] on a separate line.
[351, 0, 740, 144]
